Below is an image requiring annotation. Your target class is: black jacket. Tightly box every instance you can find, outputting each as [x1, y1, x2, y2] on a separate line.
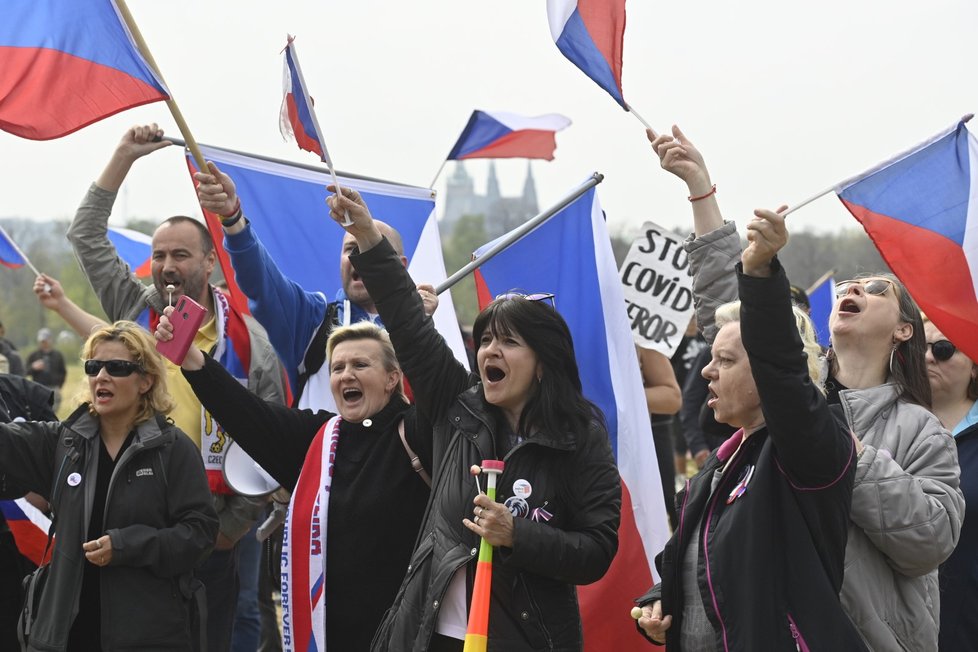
[355, 238, 621, 652]
[0, 405, 217, 651]
[638, 263, 866, 651]
[183, 356, 432, 651]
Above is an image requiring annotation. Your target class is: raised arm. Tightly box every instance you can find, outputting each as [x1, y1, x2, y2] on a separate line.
[647, 125, 723, 237]
[739, 209, 855, 486]
[34, 274, 107, 339]
[66, 124, 171, 320]
[326, 187, 471, 423]
[156, 310, 324, 491]
[195, 163, 328, 387]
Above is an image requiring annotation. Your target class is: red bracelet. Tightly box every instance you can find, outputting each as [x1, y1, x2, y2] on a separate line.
[220, 197, 241, 219]
[688, 184, 717, 202]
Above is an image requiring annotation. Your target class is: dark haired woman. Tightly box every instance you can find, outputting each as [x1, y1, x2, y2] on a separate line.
[326, 187, 621, 652]
[646, 124, 963, 651]
[0, 321, 217, 651]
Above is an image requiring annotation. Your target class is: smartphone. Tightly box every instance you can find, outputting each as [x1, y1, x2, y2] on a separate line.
[156, 296, 206, 365]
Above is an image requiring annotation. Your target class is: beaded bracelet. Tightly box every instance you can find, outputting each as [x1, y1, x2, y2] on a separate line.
[688, 184, 717, 203]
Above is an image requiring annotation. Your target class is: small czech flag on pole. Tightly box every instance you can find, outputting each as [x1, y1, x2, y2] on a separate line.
[464, 460, 505, 652]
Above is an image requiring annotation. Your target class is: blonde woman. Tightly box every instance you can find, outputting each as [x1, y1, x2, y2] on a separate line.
[0, 321, 217, 651]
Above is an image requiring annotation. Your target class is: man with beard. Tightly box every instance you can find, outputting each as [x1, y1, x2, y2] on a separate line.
[67, 124, 285, 652]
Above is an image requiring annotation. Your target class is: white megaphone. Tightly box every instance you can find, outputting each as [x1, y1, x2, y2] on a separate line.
[223, 442, 291, 541]
[222, 441, 279, 497]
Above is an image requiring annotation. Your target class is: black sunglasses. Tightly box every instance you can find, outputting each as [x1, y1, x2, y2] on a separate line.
[84, 359, 144, 377]
[927, 340, 957, 362]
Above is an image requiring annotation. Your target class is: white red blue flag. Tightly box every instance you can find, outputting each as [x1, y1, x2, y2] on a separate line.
[472, 183, 669, 648]
[837, 117, 978, 362]
[447, 111, 571, 161]
[546, 0, 626, 108]
[279, 37, 326, 161]
[0, 498, 53, 566]
[184, 144, 470, 369]
[107, 226, 152, 278]
[0, 226, 26, 269]
[0, 0, 169, 140]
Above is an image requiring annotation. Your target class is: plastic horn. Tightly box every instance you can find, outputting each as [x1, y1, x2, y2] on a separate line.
[463, 459, 505, 652]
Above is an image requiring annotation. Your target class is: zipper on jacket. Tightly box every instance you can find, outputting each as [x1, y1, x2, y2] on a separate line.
[787, 613, 808, 652]
[518, 573, 554, 650]
[101, 436, 152, 528]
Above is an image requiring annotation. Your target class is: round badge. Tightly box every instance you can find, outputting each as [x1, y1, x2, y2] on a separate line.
[67, 472, 82, 487]
[504, 496, 529, 518]
[362, 419, 373, 427]
[512, 479, 532, 500]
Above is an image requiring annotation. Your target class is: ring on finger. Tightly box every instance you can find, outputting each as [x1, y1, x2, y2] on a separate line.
[474, 515, 480, 525]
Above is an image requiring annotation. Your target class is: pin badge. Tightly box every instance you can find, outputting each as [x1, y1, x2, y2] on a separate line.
[67, 472, 82, 487]
[505, 496, 529, 518]
[726, 464, 754, 505]
[513, 479, 532, 499]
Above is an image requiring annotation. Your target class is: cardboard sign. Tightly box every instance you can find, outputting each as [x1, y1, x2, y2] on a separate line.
[620, 222, 695, 357]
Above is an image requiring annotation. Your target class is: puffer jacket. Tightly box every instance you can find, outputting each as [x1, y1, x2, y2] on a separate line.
[0, 405, 217, 651]
[837, 382, 963, 650]
[686, 221, 964, 651]
[354, 238, 621, 651]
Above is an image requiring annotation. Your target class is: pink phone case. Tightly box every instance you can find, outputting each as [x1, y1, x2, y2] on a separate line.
[156, 296, 206, 365]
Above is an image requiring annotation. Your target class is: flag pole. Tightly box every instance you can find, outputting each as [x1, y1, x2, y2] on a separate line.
[114, 0, 209, 175]
[434, 172, 604, 295]
[0, 224, 43, 277]
[783, 113, 975, 217]
[429, 158, 449, 190]
[624, 102, 654, 132]
[286, 38, 352, 225]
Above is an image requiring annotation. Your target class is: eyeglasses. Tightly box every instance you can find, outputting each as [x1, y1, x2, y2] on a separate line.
[927, 340, 957, 362]
[84, 359, 144, 377]
[495, 292, 556, 309]
[834, 278, 895, 298]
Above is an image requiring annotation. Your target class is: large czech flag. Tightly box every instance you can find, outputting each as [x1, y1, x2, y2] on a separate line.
[547, 0, 627, 108]
[0, 0, 169, 140]
[837, 117, 978, 363]
[472, 182, 669, 649]
[185, 144, 469, 369]
[447, 110, 572, 161]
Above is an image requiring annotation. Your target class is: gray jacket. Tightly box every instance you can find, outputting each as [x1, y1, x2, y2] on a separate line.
[685, 221, 964, 651]
[0, 406, 218, 651]
[67, 183, 285, 542]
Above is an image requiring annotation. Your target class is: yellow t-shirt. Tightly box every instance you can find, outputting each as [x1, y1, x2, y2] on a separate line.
[165, 316, 218, 449]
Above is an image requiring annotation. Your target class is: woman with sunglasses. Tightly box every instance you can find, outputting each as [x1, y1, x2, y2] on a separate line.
[324, 187, 621, 652]
[921, 321, 978, 650]
[0, 321, 217, 651]
[644, 125, 963, 651]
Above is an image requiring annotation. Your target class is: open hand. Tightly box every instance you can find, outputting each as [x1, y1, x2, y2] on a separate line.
[637, 601, 672, 643]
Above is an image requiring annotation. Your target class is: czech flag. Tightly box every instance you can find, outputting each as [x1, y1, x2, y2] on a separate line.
[0, 498, 52, 566]
[472, 181, 669, 649]
[107, 226, 152, 278]
[447, 111, 572, 161]
[837, 116, 978, 363]
[0, 0, 169, 140]
[279, 37, 326, 161]
[547, 0, 626, 108]
[0, 226, 27, 269]
[184, 143, 470, 374]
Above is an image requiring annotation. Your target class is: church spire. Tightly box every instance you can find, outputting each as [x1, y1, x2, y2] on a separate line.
[521, 161, 538, 214]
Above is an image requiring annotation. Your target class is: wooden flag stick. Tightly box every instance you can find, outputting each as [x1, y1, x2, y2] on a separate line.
[114, 0, 209, 174]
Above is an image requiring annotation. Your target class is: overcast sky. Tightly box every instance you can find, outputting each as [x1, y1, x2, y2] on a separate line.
[2, 0, 976, 242]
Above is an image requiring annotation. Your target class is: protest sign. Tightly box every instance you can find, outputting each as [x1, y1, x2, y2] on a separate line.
[620, 222, 694, 357]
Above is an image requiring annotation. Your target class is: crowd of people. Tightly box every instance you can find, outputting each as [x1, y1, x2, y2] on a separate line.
[0, 120, 973, 652]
